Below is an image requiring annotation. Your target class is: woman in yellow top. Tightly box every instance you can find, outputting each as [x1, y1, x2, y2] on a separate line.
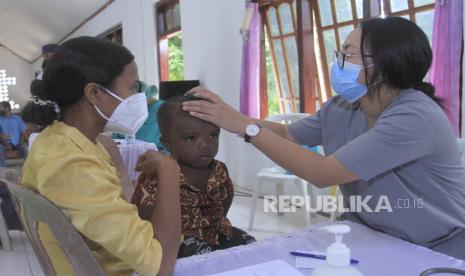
[21, 36, 181, 276]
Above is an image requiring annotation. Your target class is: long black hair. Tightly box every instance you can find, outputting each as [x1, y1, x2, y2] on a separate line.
[360, 17, 441, 105]
[21, 36, 134, 126]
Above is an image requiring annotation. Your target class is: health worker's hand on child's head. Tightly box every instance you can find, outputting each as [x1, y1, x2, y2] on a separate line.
[183, 86, 254, 135]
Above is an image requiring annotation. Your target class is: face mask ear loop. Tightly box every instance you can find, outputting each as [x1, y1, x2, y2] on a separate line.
[94, 104, 111, 121]
[93, 85, 125, 122]
[361, 62, 377, 96]
[96, 85, 125, 102]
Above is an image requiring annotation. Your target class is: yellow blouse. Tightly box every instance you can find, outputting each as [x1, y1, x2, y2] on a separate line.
[21, 122, 162, 276]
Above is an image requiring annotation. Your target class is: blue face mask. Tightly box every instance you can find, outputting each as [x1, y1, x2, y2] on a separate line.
[330, 61, 370, 103]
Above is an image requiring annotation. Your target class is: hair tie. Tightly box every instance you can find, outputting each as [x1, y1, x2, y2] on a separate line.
[31, 96, 61, 114]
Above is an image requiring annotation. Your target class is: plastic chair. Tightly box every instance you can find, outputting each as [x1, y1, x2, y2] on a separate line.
[4, 180, 106, 276]
[0, 198, 10, 251]
[248, 113, 318, 230]
[0, 168, 21, 251]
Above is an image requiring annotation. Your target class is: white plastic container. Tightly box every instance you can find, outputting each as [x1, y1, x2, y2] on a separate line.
[311, 224, 363, 276]
[125, 133, 136, 144]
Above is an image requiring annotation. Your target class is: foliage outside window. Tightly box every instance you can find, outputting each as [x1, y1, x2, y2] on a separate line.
[262, 1, 302, 114]
[157, 1, 184, 81]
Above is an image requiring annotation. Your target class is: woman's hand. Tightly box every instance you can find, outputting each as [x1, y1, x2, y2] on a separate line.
[183, 86, 254, 135]
[135, 150, 180, 178]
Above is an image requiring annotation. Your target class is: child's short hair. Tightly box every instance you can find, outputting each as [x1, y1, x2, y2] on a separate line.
[157, 94, 201, 138]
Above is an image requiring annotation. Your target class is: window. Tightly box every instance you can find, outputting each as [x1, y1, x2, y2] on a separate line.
[156, 0, 184, 81]
[262, 1, 299, 114]
[260, 0, 323, 117]
[313, 0, 365, 99]
[313, 0, 435, 98]
[259, 0, 435, 117]
[99, 25, 123, 44]
[381, 0, 435, 43]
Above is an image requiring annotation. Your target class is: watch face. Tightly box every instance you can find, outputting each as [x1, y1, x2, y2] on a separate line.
[246, 124, 260, 136]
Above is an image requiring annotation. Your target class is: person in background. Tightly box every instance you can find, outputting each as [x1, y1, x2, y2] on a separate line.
[0, 105, 24, 241]
[0, 102, 27, 156]
[0, 132, 5, 167]
[135, 81, 166, 151]
[36, 43, 59, 80]
[20, 102, 46, 151]
[0, 179, 22, 237]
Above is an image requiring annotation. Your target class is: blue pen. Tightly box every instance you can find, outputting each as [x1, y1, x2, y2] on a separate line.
[290, 251, 360, 265]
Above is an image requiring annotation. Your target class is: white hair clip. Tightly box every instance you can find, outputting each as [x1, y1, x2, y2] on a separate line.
[31, 96, 61, 114]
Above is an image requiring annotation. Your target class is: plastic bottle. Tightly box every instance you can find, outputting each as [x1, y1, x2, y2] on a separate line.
[125, 133, 136, 144]
[310, 224, 363, 276]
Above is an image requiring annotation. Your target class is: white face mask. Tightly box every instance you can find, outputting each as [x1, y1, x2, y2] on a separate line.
[94, 86, 148, 135]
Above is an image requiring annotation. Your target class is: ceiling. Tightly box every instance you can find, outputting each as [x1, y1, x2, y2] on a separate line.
[0, 0, 110, 63]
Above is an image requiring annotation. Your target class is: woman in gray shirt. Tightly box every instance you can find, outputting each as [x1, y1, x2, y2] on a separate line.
[183, 17, 465, 260]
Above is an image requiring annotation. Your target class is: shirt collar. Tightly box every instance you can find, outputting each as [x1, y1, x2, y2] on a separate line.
[179, 160, 222, 192]
[49, 121, 111, 162]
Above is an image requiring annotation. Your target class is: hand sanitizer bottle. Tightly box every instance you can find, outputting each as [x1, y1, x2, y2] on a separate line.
[311, 224, 363, 276]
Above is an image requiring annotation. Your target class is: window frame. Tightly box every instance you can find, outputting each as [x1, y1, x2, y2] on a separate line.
[98, 24, 123, 44]
[313, 0, 364, 100]
[156, 0, 182, 81]
[382, 0, 434, 19]
[259, 0, 322, 117]
[313, 0, 434, 99]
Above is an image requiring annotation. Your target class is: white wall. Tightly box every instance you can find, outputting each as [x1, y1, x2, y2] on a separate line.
[180, 0, 244, 162]
[0, 47, 33, 110]
[32, 0, 161, 87]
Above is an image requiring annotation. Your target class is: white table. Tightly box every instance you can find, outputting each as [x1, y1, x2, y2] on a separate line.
[115, 139, 157, 182]
[173, 221, 465, 276]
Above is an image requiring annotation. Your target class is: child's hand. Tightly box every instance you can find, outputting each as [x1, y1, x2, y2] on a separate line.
[135, 150, 180, 178]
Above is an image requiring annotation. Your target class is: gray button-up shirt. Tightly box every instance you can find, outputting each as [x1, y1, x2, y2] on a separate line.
[288, 89, 465, 260]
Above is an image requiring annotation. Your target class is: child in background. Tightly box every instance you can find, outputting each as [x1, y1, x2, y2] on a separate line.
[132, 95, 255, 257]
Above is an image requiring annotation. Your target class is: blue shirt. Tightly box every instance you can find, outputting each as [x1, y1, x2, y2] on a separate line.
[288, 89, 465, 260]
[0, 115, 26, 146]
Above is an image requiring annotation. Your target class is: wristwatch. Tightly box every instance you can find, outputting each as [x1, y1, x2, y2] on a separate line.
[244, 124, 262, 143]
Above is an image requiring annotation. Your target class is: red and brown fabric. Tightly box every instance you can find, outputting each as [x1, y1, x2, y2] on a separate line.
[131, 160, 234, 245]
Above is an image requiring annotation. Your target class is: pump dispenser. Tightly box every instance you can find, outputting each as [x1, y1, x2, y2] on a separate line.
[310, 224, 363, 276]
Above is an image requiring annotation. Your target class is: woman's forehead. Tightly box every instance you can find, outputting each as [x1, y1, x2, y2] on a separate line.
[117, 61, 139, 85]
